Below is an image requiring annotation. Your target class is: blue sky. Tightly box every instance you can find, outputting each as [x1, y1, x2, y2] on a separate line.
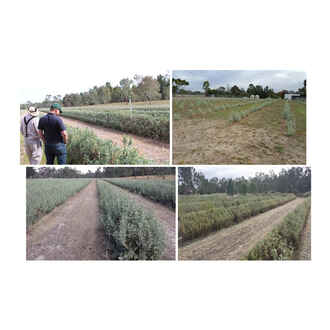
[173, 70, 306, 92]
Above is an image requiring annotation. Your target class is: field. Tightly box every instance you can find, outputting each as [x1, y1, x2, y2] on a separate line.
[179, 193, 311, 260]
[173, 97, 306, 164]
[105, 177, 175, 208]
[27, 176, 176, 260]
[26, 178, 91, 227]
[21, 100, 170, 165]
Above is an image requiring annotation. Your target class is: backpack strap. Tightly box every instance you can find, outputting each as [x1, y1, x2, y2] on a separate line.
[24, 116, 35, 137]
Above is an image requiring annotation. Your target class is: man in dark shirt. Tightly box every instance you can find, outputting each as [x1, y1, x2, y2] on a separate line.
[38, 103, 68, 164]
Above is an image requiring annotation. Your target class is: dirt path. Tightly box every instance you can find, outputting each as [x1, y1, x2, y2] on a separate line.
[296, 212, 311, 260]
[62, 116, 170, 164]
[27, 180, 106, 260]
[179, 198, 305, 260]
[105, 182, 176, 260]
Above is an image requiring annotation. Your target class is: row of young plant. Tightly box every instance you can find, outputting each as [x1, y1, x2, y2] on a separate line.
[228, 100, 276, 123]
[61, 110, 170, 143]
[104, 178, 176, 209]
[179, 193, 289, 216]
[96, 180, 165, 260]
[66, 127, 149, 164]
[246, 198, 311, 260]
[179, 193, 296, 243]
[283, 101, 296, 136]
[26, 178, 91, 227]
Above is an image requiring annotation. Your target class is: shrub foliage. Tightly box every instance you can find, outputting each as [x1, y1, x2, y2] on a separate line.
[97, 180, 165, 260]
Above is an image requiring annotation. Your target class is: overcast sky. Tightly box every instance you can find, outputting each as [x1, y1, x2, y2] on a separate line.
[173, 70, 306, 92]
[193, 165, 299, 179]
[19, 70, 169, 103]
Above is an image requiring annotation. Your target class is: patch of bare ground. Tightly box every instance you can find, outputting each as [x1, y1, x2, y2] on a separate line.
[179, 198, 305, 260]
[173, 102, 306, 164]
[62, 117, 169, 164]
[296, 212, 311, 260]
[106, 183, 176, 260]
[26, 180, 106, 260]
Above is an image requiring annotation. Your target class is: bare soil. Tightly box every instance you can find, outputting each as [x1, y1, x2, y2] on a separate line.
[173, 101, 306, 164]
[106, 183, 176, 260]
[296, 212, 311, 260]
[179, 198, 305, 260]
[62, 117, 169, 164]
[26, 180, 106, 260]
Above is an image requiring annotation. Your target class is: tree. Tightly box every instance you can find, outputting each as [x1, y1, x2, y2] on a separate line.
[157, 74, 170, 99]
[172, 78, 189, 95]
[135, 76, 161, 103]
[202, 81, 210, 96]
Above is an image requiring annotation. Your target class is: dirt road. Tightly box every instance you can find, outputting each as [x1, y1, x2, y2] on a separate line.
[62, 116, 170, 164]
[27, 180, 106, 260]
[105, 182, 176, 260]
[296, 213, 311, 260]
[179, 198, 305, 260]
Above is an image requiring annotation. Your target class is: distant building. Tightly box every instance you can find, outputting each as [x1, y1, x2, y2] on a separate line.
[284, 93, 301, 100]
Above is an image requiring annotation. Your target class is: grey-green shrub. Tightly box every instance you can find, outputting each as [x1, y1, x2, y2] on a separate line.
[247, 198, 311, 260]
[97, 181, 165, 260]
[66, 127, 149, 165]
[105, 178, 175, 209]
[26, 179, 91, 227]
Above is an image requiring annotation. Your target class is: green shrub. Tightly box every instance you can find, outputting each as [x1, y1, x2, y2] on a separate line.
[66, 127, 149, 164]
[62, 110, 169, 143]
[97, 180, 165, 260]
[179, 193, 296, 243]
[105, 178, 175, 209]
[26, 178, 91, 227]
[247, 198, 311, 260]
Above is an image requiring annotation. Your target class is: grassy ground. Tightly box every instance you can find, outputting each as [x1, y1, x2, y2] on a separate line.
[173, 98, 306, 164]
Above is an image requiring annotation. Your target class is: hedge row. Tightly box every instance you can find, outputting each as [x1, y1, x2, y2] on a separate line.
[179, 194, 296, 243]
[246, 198, 311, 260]
[97, 180, 165, 260]
[62, 110, 169, 143]
[105, 178, 176, 209]
[66, 127, 149, 165]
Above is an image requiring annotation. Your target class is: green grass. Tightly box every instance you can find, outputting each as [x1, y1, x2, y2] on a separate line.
[26, 179, 91, 227]
[96, 180, 165, 260]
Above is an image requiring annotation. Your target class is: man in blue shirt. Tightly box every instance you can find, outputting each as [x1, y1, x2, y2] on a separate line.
[38, 103, 68, 164]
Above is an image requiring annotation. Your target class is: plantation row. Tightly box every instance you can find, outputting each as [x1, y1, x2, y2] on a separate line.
[179, 193, 296, 243]
[60, 109, 169, 143]
[283, 101, 296, 136]
[247, 198, 311, 260]
[228, 100, 277, 123]
[26, 179, 91, 227]
[179, 192, 289, 216]
[66, 127, 149, 164]
[104, 178, 175, 209]
[97, 180, 165, 260]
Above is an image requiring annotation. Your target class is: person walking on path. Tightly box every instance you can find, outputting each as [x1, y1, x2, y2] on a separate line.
[38, 103, 68, 165]
[20, 106, 42, 165]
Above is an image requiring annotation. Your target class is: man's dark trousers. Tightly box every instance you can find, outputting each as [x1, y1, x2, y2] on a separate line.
[45, 143, 67, 164]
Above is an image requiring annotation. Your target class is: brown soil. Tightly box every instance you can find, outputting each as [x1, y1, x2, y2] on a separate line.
[26, 180, 106, 260]
[179, 198, 305, 260]
[173, 119, 305, 164]
[62, 117, 169, 164]
[296, 212, 311, 260]
[106, 182, 176, 260]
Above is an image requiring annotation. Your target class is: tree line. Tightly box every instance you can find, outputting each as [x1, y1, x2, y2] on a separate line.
[21, 74, 169, 109]
[173, 78, 306, 99]
[178, 167, 311, 195]
[26, 166, 175, 179]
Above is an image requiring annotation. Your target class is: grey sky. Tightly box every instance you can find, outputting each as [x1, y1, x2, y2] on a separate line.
[194, 166, 298, 180]
[19, 70, 169, 103]
[173, 70, 306, 92]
